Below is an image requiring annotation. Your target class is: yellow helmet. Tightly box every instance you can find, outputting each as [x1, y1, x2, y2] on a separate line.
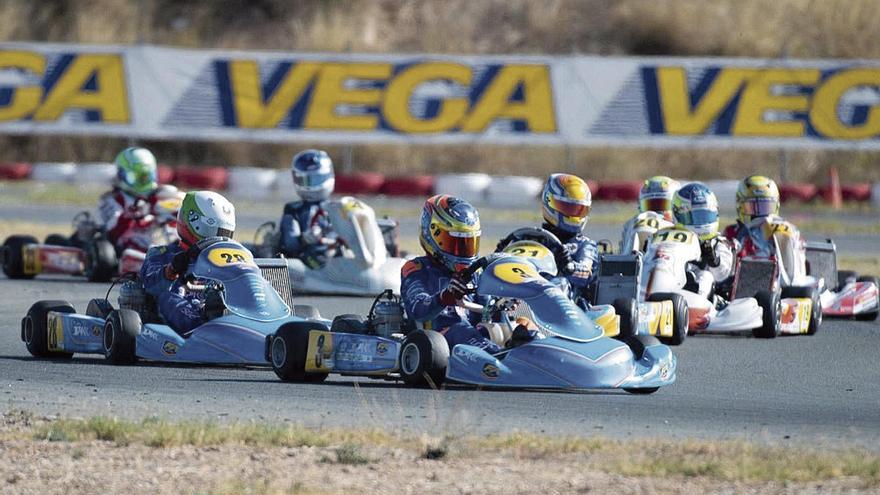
[541, 173, 592, 235]
[736, 175, 780, 223]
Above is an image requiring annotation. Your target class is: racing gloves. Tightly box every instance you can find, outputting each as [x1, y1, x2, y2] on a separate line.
[439, 276, 469, 306]
[700, 239, 721, 268]
[164, 251, 191, 280]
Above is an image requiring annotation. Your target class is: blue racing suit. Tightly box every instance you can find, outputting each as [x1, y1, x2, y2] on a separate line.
[400, 256, 501, 354]
[278, 200, 334, 268]
[140, 243, 203, 335]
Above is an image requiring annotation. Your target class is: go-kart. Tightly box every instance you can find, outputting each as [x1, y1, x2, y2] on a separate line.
[21, 237, 317, 365]
[251, 196, 406, 296]
[2, 189, 182, 282]
[268, 251, 676, 394]
[620, 212, 675, 254]
[805, 239, 879, 321]
[641, 227, 782, 339]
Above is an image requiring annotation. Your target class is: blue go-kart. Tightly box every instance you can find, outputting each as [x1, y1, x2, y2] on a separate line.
[268, 252, 677, 393]
[21, 238, 320, 366]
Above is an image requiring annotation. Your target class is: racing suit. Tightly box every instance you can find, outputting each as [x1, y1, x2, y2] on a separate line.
[140, 242, 203, 335]
[545, 224, 600, 303]
[688, 233, 735, 300]
[98, 185, 178, 251]
[723, 215, 807, 286]
[400, 256, 501, 354]
[278, 200, 334, 268]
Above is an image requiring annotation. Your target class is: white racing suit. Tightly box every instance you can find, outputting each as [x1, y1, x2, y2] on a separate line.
[688, 234, 735, 300]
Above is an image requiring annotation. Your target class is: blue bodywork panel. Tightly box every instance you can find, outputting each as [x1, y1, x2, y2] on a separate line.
[302, 329, 400, 374]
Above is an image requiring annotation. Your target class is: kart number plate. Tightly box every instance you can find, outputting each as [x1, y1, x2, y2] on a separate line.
[305, 330, 333, 372]
[503, 241, 551, 260]
[206, 248, 255, 267]
[47, 312, 64, 352]
[493, 262, 542, 284]
[653, 229, 694, 244]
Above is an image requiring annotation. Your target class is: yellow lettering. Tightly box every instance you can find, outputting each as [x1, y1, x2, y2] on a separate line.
[304, 63, 391, 130]
[382, 62, 471, 133]
[657, 67, 753, 135]
[460, 65, 555, 133]
[810, 69, 880, 139]
[33, 54, 129, 122]
[229, 60, 321, 128]
[0, 51, 45, 121]
[732, 69, 819, 136]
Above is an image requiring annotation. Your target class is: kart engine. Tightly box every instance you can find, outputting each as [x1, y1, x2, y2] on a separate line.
[368, 289, 408, 338]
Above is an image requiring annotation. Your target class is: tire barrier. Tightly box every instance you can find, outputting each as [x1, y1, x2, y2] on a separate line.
[74, 162, 117, 185]
[841, 183, 872, 202]
[593, 181, 642, 201]
[30, 162, 77, 183]
[335, 172, 386, 194]
[485, 175, 543, 206]
[379, 175, 434, 197]
[227, 167, 278, 198]
[778, 183, 818, 203]
[157, 165, 175, 185]
[434, 173, 492, 203]
[0, 162, 32, 180]
[173, 166, 229, 191]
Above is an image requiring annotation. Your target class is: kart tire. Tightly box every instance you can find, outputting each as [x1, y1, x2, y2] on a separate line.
[271, 323, 330, 383]
[622, 335, 661, 395]
[103, 309, 140, 365]
[44, 234, 71, 247]
[753, 290, 782, 339]
[612, 297, 638, 340]
[22, 300, 76, 359]
[781, 286, 822, 334]
[855, 276, 880, 321]
[837, 270, 857, 291]
[85, 298, 114, 319]
[330, 314, 369, 334]
[292, 304, 322, 320]
[84, 239, 118, 283]
[3, 235, 39, 279]
[648, 292, 688, 346]
[400, 330, 448, 388]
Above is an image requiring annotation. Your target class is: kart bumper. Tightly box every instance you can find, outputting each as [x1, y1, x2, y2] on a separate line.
[820, 283, 879, 316]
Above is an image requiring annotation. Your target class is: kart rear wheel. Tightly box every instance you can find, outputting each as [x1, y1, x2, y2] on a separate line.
[400, 330, 448, 388]
[103, 309, 140, 365]
[612, 298, 637, 340]
[271, 323, 329, 383]
[44, 234, 71, 247]
[84, 239, 118, 283]
[648, 292, 688, 346]
[781, 286, 822, 334]
[86, 298, 114, 319]
[837, 270, 857, 291]
[855, 276, 880, 321]
[753, 290, 781, 339]
[3, 235, 38, 279]
[23, 300, 76, 358]
[623, 335, 661, 394]
[330, 314, 369, 334]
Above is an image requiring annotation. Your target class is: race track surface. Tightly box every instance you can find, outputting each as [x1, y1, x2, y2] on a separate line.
[2, 275, 879, 449]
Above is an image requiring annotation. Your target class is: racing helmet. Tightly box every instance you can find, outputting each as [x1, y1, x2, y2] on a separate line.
[177, 191, 236, 248]
[736, 175, 780, 223]
[114, 147, 158, 197]
[673, 183, 719, 240]
[541, 173, 591, 235]
[419, 194, 481, 272]
[639, 175, 680, 221]
[291, 149, 334, 202]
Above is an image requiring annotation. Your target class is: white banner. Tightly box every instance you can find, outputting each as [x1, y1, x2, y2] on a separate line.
[1, 42, 880, 149]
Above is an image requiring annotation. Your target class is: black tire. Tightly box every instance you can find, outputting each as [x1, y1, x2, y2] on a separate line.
[3, 235, 39, 279]
[623, 335, 662, 394]
[84, 239, 118, 282]
[612, 298, 638, 340]
[399, 330, 449, 388]
[781, 286, 822, 334]
[270, 323, 330, 383]
[855, 276, 880, 322]
[44, 234, 71, 246]
[837, 270, 858, 291]
[292, 304, 321, 320]
[22, 300, 75, 358]
[85, 298, 114, 319]
[648, 292, 688, 346]
[753, 290, 782, 339]
[103, 309, 140, 365]
[330, 314, 369, 334]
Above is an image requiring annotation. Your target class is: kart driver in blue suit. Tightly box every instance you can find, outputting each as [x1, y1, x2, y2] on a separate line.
[401, 195, 535, 355]
[277, 149, 336, 268]
[140, 190, 236, 335]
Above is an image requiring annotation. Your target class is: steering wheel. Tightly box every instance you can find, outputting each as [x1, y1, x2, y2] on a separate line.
[495, 227, 568, 262]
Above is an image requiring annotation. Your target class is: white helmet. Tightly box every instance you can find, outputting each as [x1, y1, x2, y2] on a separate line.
[177, 191, 236, 248]
[291, 149, 334, 202]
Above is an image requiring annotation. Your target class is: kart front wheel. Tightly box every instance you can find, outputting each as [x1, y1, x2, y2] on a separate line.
[3, 235, 38, 279]
[781, 286, 822, 335]
[855, 276, 880, 321]
[270, 323, 329, 383]
[753, 290, 781, 339]
[103, 309, 140, 365]
[648, 292, 688, 346]
[22, 300, 75, 359]
[612, 298, 637, 340]
[84, 239, 118, 282]
[400, 330, 448, 388]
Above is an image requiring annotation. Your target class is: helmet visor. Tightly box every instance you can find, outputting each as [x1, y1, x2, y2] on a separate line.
[548, 195, 591, 218]
[678, 208, 718, 226]
[741, 198, 777, 217]
[432, 228, 480, 258]
[294, 171, 333, 188]
[640, 197, 672, 213]
[123, 169, 157, 193]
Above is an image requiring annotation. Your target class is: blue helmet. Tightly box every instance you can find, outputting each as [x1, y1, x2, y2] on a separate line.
[291, 149, 334, 201]
[672, 182, 719, 240]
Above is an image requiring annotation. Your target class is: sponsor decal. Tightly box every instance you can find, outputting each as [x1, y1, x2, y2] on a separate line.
[162, 341, 179, 356]
[481, 363, 500, 380]
[453, 346, 480, 363]
[660, 363, 670, 381]
[141, 328, 159, 341]
[376, 342, 389, 356]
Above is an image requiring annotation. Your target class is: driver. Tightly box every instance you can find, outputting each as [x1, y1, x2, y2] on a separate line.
[277, 149, 336, 268]
[140, 191, 236, 335]
[672, 183, 735, 301]
[620, 176, 679, 253]
[98, 147, 180, 251]
[723, 175, 783, 254]
[401, 195, 534, 354]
